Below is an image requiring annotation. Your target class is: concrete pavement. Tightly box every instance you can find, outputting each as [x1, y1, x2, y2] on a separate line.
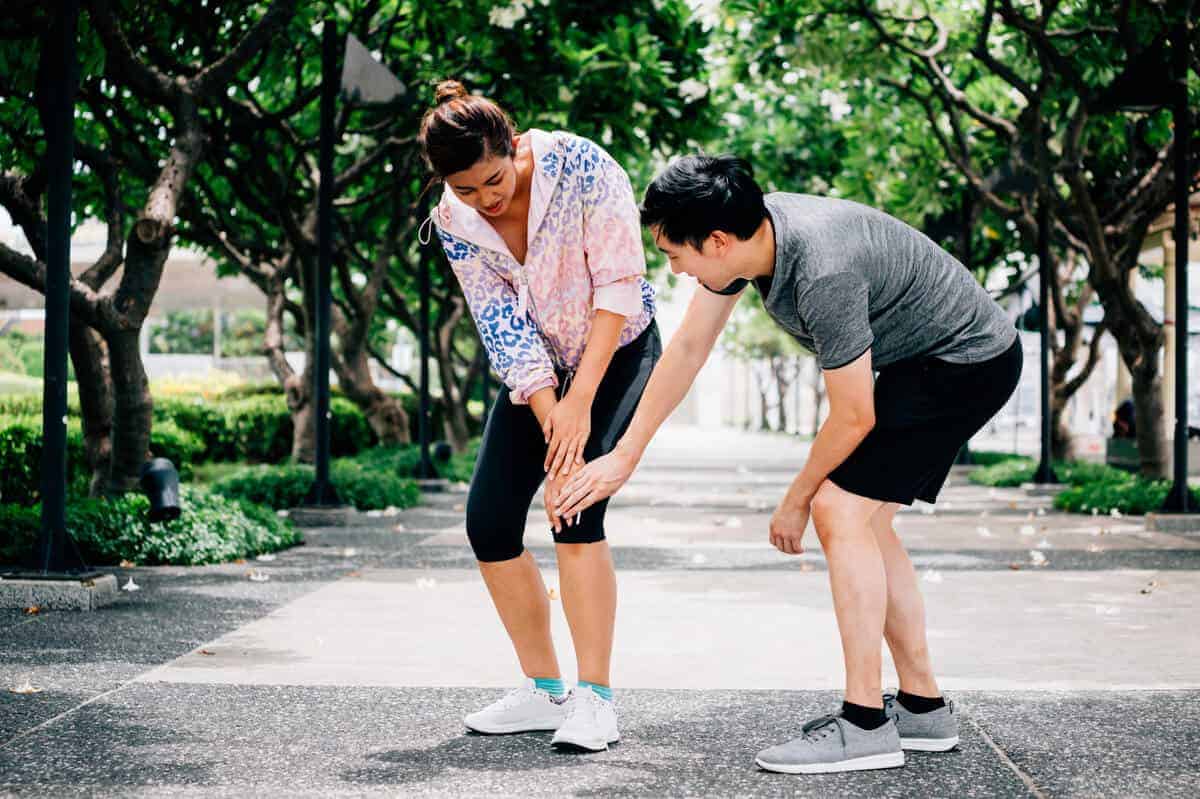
[2, 425, 1199, 797]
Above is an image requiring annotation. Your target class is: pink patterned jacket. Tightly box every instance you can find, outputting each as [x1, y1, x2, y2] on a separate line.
[430, 129, 655, 405]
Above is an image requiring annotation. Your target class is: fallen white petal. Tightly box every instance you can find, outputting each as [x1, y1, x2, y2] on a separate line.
[121, 577, 140, 592]
[255, 553, 277, 562]
[1029, 550, 1047, 566]
[248, 570, 270, 582]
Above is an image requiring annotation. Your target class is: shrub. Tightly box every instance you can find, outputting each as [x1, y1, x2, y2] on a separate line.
[967, 450, 1029, 467]
[210, 460, 420, 511]
[0, 486, 301, 566]
[0, 416, 89, 505]
[968, 458, 1035, 487]
[0, 415, 199, 505]
[1055, 479, 1200, 516]
[147, 420, 202, 481]
[968, 458, 1130, 489]
[348, 438, 481, 483]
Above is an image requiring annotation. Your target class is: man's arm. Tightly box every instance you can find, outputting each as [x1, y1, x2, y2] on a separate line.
[769, 349, 876, 554]
[554, 285, 741, 517]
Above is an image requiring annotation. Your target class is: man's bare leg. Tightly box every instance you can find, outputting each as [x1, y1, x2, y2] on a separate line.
[870, 503, 941, 698]
[811, 480, 887, 708]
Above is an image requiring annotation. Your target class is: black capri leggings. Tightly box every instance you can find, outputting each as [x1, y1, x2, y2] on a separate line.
[465, 321, 662, 562]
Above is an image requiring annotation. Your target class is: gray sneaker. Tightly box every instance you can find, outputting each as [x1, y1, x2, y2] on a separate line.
[755, 714, 905, 775]
[883, 692, 960, 751]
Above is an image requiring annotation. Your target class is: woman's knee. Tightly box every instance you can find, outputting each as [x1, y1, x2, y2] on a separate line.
[465, 503, 524, 562]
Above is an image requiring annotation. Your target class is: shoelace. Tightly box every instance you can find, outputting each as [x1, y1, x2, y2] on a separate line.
[493, 686, 530, 711]
[801, 714, 846, 748]
[564, 692, 601, 724]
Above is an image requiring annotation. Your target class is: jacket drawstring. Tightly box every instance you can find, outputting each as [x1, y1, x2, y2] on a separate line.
[417, 209, 436, 245]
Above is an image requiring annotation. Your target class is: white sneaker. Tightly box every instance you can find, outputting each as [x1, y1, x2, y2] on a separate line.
[464, 678, 568, 734]
[551, 688, 620, 751]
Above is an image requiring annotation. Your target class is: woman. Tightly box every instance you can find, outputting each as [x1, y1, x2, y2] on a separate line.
[418, 80, 660, 752]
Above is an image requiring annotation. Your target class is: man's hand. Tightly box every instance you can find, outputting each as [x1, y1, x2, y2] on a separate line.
[542, 392, 591, 481]
[554, 447, 640, 519]
[769, 499, 811, 555]
[543, 458, 585, 532]
[543, 470, 570, 533]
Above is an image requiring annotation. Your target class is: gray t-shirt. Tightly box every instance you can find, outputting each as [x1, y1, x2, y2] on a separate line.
[715, 193, 1016, 370]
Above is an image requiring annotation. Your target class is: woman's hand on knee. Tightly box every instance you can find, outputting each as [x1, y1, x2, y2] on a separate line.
[542, 393, 591, 481]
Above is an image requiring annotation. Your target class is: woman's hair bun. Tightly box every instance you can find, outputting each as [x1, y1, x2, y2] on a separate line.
[434, 79, 468, 105]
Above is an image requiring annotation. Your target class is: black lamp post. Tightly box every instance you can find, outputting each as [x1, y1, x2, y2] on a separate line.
[7, 1, 98, 580]
[306, 22, 411, 506]
[1162, 14, 1194, 513]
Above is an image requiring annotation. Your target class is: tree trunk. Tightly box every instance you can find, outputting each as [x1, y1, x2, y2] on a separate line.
[756, 367, 771, 431]
[1050, 398, 1072, 461]
[772, 355, 790, 433]
[104, 328, 152, 494]
[334, 347, 410, 447]
[433, 296, 473, 452]
[1090, 268, 1167, 478]
[1130, 363, 1167, 477]
[68, 321, 113, 495]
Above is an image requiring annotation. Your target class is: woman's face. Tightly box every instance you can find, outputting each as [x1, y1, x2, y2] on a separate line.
[445, 144, 518, 217]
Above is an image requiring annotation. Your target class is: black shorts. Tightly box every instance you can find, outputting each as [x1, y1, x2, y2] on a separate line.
[828, 337, 1023, 506]
[464, 321, 662, 562]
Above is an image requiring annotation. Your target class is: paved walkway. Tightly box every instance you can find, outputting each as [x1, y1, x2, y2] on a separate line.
[3, 426, 1199, 797]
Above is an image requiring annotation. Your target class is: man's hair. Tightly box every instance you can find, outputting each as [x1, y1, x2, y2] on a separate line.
[640, 154, 767, 249]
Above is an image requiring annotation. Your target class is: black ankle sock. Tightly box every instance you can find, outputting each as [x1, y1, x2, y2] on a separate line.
[841, 700, 888, 730]
[896, 690, 946, 714]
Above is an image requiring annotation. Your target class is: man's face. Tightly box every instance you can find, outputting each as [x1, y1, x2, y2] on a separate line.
[652, 226, 737, 292]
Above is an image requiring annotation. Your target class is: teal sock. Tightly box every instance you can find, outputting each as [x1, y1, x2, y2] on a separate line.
[533, 677, 566, 697]
[578, 681, 613, 701]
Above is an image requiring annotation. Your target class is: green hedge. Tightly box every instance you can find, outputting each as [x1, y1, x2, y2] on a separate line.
[1054, 479, 1200, 516]
[0, 416, 201, 505]
[210, 459, 420, 511]
[968, 458, 1129, 489]
[0, 486, 300, 566]
[966, 450, 1030, 467]
[152, 394, 374, 463]
[0, 417, 89, 504]
[968, 453, 1200, 516]
[347, 438, 481, 484]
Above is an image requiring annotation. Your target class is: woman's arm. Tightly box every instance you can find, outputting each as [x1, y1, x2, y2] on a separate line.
[543, 309, 625, 480]
[436, 229, 558, 405]
[553, 286, 741, 518]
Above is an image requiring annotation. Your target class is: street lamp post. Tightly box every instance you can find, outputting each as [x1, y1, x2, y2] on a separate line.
[1162, 14, 1194, 513]
[306, 23, 409, 505]
[20, 1, 94, 577]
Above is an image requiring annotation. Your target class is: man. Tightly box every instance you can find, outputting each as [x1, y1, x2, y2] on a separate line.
[554, 154, 1021, 774]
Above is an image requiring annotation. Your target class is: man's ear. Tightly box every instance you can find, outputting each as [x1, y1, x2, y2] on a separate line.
[708, 230, 732, 256]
